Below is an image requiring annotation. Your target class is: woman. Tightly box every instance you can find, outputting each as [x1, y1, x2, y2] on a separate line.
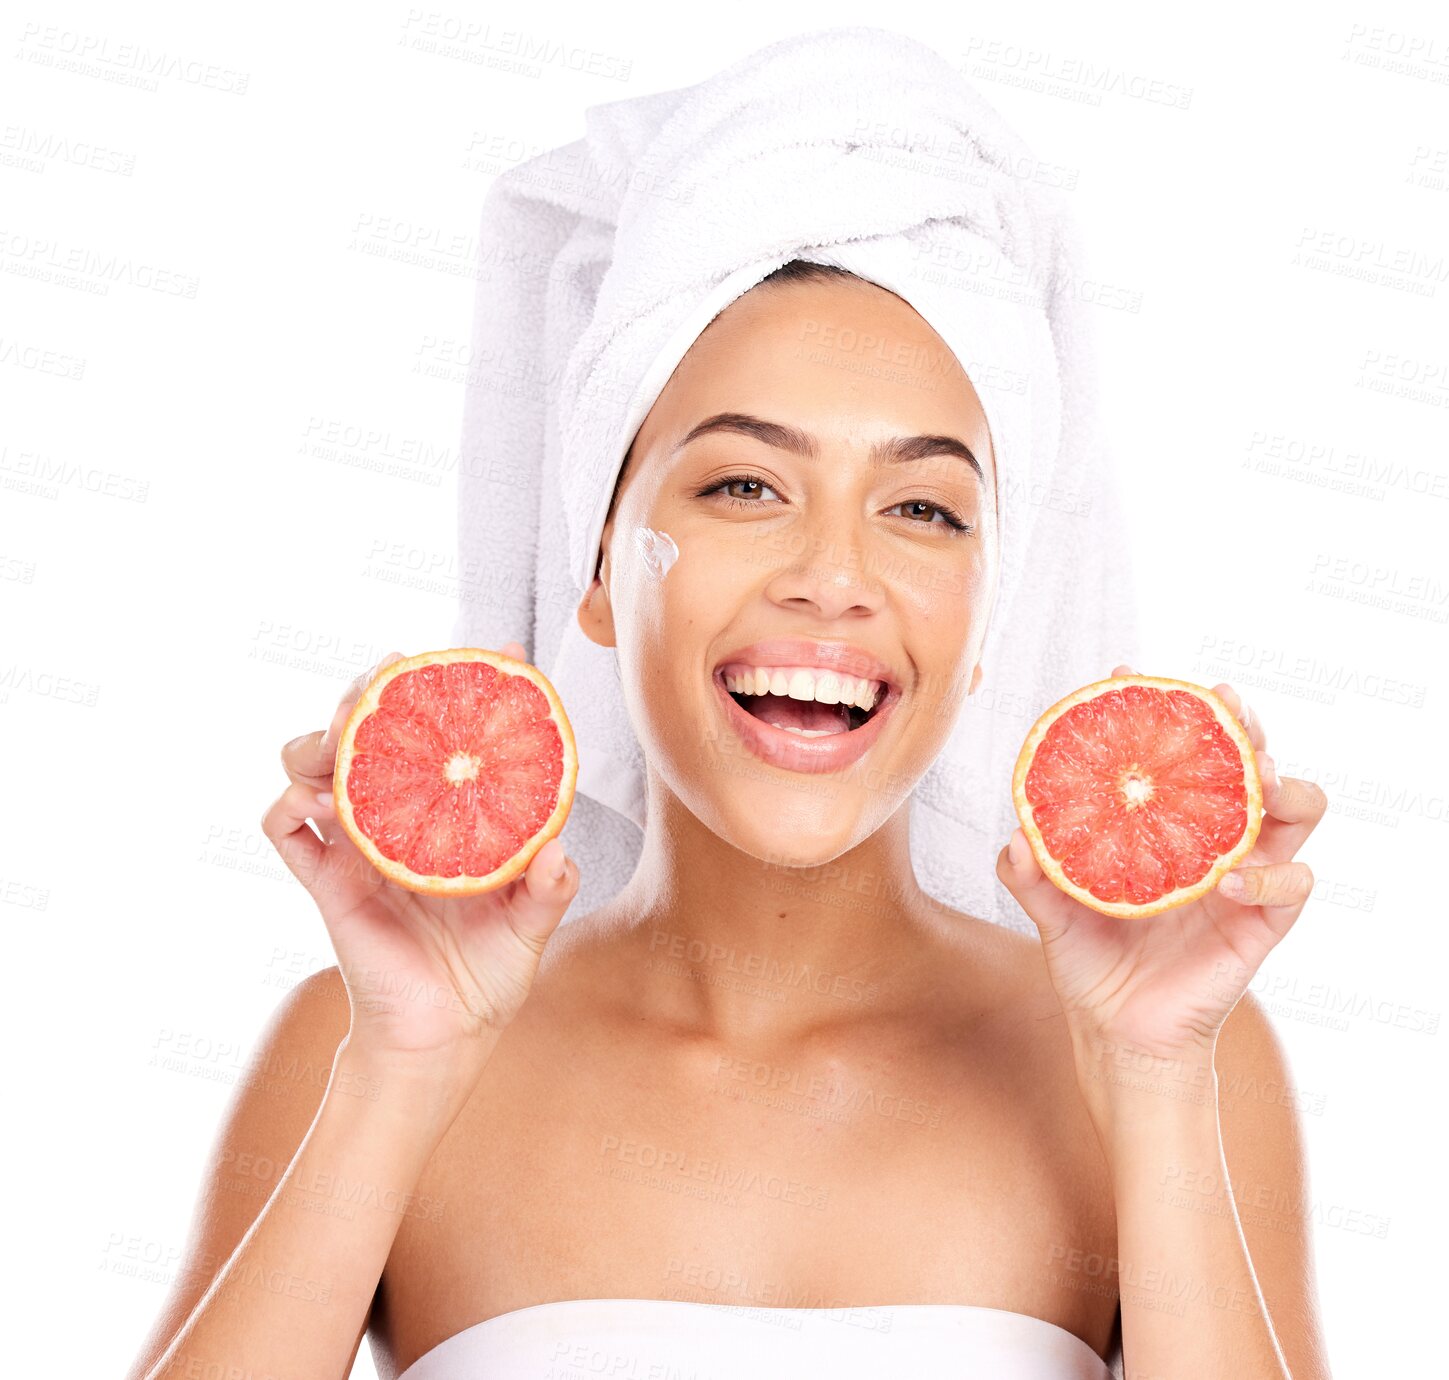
[126, 33, 1333, 1380]
[125, 257, 1332, 1380]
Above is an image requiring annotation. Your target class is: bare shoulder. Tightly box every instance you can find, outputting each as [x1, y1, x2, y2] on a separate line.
[122, 967, 353, 1380]
[260, 962, 352, 1056]
[1215, 991, 1326, 1186]
[1209, 994, 1334, 1379]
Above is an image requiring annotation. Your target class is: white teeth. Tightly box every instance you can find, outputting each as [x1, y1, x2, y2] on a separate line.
[721, 664, 884, 712]
[787, 670, 814, 701]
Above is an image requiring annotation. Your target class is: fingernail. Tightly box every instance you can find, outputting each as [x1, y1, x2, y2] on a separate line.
[550, 846, 568, 882]
[285, 733, 313, 752]
[1218, 871, 1247, 898]
[315, 791, 334, 811]
[1260, 754, 1276, 783]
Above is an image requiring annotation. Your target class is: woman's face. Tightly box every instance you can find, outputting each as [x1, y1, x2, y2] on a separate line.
[578, 273, 999, 865]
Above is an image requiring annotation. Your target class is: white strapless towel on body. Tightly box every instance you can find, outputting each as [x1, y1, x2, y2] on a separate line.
[394, 1297, 1117, 1380]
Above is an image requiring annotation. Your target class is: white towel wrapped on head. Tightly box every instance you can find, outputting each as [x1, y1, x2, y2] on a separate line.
[450, 25, 1141, 957]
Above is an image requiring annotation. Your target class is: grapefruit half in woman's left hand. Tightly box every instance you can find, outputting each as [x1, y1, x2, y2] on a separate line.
[1012, 674, 1262, 918]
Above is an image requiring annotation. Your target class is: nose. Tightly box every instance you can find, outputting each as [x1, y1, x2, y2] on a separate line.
[761, 525, 885, 620]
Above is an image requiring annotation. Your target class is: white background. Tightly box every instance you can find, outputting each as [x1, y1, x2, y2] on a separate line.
[4, 2, 1445, 1376]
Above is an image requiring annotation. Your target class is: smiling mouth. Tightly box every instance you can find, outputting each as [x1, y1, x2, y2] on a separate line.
[718, 666, 889, 737]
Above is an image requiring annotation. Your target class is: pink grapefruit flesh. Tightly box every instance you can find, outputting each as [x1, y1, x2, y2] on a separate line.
[333, 649, 577, 896]
[1012, 675, 1263, 918]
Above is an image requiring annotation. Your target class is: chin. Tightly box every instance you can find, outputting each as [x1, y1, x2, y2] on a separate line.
[675, 754, 908, 871]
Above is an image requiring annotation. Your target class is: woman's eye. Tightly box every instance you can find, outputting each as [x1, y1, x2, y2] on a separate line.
[696, 474, 781, 504]
[720, 477, 776, 501]
[889, 499, 972, 532]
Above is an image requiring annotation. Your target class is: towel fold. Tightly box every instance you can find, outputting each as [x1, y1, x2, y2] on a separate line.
[450, 24, 1141, 954]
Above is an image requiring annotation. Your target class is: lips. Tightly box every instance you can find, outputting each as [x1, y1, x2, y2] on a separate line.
[709, 639, 904, 775]
[712, 638, 902, 692]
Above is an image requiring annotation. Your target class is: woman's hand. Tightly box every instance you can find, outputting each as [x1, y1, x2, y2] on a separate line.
[261, 643, 580, 1077]
[996, 666, 1327, 1066]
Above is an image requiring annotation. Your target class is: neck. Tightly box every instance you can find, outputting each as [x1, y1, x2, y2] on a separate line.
[600, 776, 943, 1046]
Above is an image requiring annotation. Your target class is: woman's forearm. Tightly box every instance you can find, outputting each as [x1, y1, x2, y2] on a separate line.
[143, 1038, 495, 1380]
[1076, 1046, 1291, 1380]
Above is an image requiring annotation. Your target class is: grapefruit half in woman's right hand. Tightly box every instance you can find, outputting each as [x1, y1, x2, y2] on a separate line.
[331, 647, 578, 897]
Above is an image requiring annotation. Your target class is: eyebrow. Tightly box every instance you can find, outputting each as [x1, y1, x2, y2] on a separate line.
[673, 411, 985, 485]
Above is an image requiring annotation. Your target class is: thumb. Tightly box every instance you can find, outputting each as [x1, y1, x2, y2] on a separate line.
[995, 826, 1076, 942]
[507, 836, 579, 948]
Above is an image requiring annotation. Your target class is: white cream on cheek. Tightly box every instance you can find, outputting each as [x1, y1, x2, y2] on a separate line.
[634, 525, 680, 580]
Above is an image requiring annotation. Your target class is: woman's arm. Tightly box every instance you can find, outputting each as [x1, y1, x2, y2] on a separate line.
[996, 672, 1334, 1379]
[123, 967, 500, 1380]
[1075, 994, 1332, 1380]
[126, 641, 578, 1378]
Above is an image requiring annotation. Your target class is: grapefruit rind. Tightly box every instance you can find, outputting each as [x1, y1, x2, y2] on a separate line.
[332, 647, 578, 898]
[1011, 675, 1263, 919]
